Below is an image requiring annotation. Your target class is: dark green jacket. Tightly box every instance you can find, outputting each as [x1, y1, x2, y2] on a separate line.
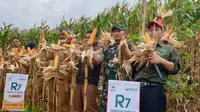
[133, 41, 180, 85]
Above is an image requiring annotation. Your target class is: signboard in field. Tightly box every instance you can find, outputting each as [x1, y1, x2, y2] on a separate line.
[2, 73, 28, 111]
[107, 80, 140, 112]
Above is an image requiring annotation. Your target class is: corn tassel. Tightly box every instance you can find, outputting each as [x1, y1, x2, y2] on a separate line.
[53, 55, 59, 68]
[88, 28, 97, 44]
[62, 30, 70, 38]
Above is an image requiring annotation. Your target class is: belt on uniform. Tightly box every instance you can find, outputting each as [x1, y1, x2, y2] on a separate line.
[140, 82, 162, 87]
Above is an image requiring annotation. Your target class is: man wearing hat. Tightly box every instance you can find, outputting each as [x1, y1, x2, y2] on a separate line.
[101, 24, 132, 112]
[127, 20, 180, 112]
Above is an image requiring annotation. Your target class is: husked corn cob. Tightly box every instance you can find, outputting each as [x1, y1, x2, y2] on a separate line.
[40, 29, 45, 41]
[57, 39, 61, 49]
[70, 39, 75, 44]
[63, 44, 71, 48]
[53, 55, 59, 68]
[0, 57, 5, 64]
[167, 29, 172, 40]
[19, 46, 25, 56]
[15, 48, 19, 58]
[31, 49, 35, 56]
[142, 32, 150, 44]
[28, 47, 32, 55]
[88, 28, 97, 44]
[62, 30, 70, 38]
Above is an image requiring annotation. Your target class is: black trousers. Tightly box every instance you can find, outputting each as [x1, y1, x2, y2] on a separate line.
[140, 86, 166, 112]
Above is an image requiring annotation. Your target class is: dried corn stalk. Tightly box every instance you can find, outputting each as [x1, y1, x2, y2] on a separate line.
[162, 29, 186, 48]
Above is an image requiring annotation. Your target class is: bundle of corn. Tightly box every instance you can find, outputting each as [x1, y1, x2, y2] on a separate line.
[116, 39, 133, 80]
[41, 33, 81, 112]
[162, 29, 186, 48]
[123, 32, 158, 75]
[98, 31, 115, 47]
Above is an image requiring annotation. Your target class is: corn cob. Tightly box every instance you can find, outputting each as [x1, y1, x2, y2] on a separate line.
[28, 47, 32, 55]
[142, 32, 150, 44]
[62, 30, 70, 38]
[31, 49, 35, 57]
[63, 44, 71, 48]
[88, 28, 97, 44]
[0, 57, 5, 64]
[19, 46, 25, 56]
[70, 39, 75, 44]
[167, 29, 172, 40]
[15, 48, 19, 58]
[53, 55, 59, 68]
[40, 29, 45, 42]
[57, 39, 61, 49]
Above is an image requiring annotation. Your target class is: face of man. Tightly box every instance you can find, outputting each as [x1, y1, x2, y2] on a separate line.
[12, 39, 20, 48]
[112, 28, 126, 42]
[148, 24, 164, 42]
[59, 31, 67, 44]
[84, 33, 92, 43]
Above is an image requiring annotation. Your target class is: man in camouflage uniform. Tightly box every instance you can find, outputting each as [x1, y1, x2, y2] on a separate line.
[123, 20, 180, 112]
[101, 24, 132, 112]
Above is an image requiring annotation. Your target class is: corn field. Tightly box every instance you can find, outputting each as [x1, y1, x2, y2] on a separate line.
[0, 0, 200, 112]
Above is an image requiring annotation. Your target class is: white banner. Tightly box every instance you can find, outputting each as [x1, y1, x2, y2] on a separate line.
[2, 73, 29, 111]
[107, 80, 140, 112]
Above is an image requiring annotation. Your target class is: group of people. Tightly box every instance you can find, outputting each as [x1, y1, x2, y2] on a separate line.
[10, 19, 180, 112]
[71, 19, 180, 112]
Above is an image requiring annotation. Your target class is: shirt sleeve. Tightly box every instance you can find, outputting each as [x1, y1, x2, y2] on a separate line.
[168, 47, 181, 74]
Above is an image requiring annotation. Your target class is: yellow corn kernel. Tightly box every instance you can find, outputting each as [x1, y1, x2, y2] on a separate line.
[63, 44, 71, 48]
[62, 30, 70, 38]
[53, 55, 59, 68]
[88, 28, 97, 44]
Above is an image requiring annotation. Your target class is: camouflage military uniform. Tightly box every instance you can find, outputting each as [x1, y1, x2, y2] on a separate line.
[101, 43, 120, 112]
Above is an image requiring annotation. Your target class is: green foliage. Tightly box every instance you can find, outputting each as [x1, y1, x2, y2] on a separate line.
[25, 105, 40, 112]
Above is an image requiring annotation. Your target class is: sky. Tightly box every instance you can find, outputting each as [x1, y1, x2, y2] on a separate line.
[0, 0, 137, 29]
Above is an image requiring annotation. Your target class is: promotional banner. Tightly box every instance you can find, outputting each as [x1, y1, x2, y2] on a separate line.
[2, 73, 28, 111]
[107, 80, 140, 112]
